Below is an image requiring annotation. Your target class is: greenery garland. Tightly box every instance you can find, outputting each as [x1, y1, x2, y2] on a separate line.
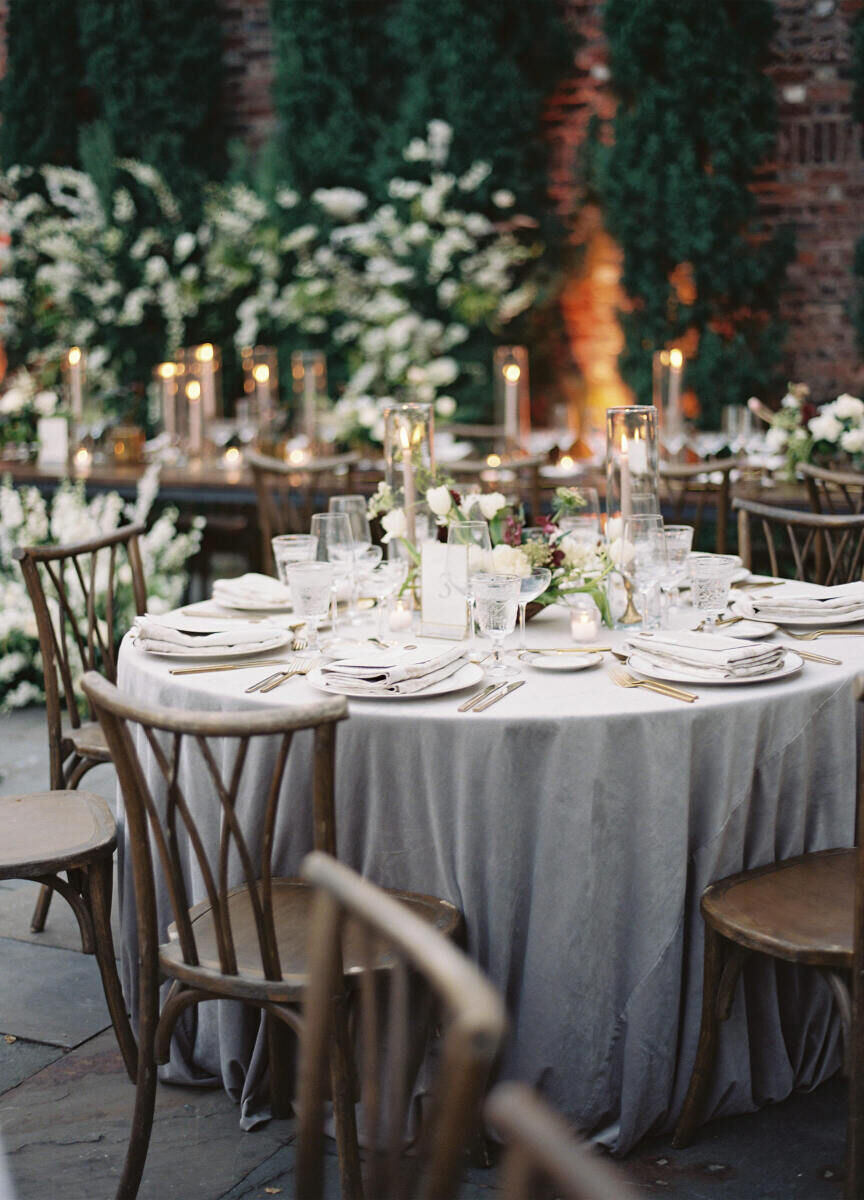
[591, 0, 794, 427]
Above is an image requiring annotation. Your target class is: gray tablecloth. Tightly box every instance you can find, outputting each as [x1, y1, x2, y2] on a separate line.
[116, 604, 861, 1152]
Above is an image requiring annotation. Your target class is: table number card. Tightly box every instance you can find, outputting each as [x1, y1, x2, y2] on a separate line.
[37, 417, 68, 466]
[421, 541, 468, 639]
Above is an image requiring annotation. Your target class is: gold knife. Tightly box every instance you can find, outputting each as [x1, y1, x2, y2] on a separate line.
[524, 647, 612, 654]
[457, 683, 500, 712]
[473, 680, 525, 711]
[170, 658, 295, 675]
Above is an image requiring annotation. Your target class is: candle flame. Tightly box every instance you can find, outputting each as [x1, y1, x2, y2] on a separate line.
[252, 364, 270, 383]
[73, 446, 91, 468]
[195, 343, 214, 363]
[486, 453, 502, 468]
[68, 346, 82, 366]
[502, 362, 521, 383]
[669, 347, 683, 369]
[399, 425, 412, 451]
[223, 447, 242, 466]
[288, 448, 310, 465]
[186, 380, 202, 401]
[157, 362, 176, 379]
[559, 454, 574, 469]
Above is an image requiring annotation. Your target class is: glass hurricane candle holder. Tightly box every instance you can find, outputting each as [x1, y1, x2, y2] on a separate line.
[653, 348, 687, 458]
[606, 406, 660, 522]
[493, 345, 530, 453]
[384, 402, 435, 546]
[154, 362, 179, 440]
[241, 345, 279, 435]
[291, 350, 328, 445]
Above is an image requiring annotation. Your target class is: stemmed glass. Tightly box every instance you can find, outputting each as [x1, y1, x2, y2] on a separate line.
[515, 567, 552, 651]
[622, 514, 668, 631]
[445, 521, 492, 648]
[310, 512, 354, 642]
[689, 553, 739, 633]
[271, 534, 318, 585]
[357, 560, 408, 639]
[284, 563, 334, 655]
[328, 495, 374, 624]
[661, 524, 694, 610]
[472, 573, 522, 680]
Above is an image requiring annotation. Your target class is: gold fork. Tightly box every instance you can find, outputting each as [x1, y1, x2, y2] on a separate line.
[247, 658, 313, 694]
[782, 627, 864, 641]
[608, 664, 697, 703]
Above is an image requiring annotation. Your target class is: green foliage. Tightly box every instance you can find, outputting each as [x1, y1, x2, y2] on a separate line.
[0, 0, 83, 169]
[591, 0, 794, 427]
[76, 0, 227, 221]
[853, 5, 864, 357]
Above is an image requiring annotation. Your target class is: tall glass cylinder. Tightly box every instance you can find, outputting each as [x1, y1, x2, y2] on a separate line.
[606, 406, 660, 521]
[384, 402, 435, 545]
[291, 350, 328, 443]
[493, 346, 530, 453]
[154, 362, 178, 439]
[652, 348, 686, 457]
[241, 345, 279, 432]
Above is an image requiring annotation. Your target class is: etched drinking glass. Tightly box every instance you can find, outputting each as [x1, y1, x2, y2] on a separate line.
[472, 572, 521, 680]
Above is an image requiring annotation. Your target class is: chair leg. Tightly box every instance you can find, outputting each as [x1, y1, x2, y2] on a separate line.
[86, 856, 138, 1083]
[30, 883, 53, 934]
[115, 934, 160, 1200]
[329, 989, 363, 1200]
[674, 925, 732, 1148]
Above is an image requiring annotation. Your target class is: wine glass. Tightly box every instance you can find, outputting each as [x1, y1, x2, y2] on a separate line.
[271, 534, 318, 584]
[472, 573, 522, 679]
[284, 562, 334, 655]
[445, 521, 491, 649]
[357, 559, 407, 639]
[328, 495, 373, 624]
[661, 524, 694, 610]
[689, 553, 738, 633]
[622, 514, 668, 631]
[515, 567, 552, 650]
[310, 512, 354, 641]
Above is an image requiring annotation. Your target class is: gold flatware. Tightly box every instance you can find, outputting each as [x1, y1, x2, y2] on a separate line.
[523, 646, 612, 654]
[781, 646, 841, 665]
[731, 578, 783, 589]
[170, 658, 294, 676]
[783, 627, 864, 641]
[256, 658, 314, 694]
[457, 683, 500, 712]
[472, 679, 525, 711]
[608, 664, 697, 703]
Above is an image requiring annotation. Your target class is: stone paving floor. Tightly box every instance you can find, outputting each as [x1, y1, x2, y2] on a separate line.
[0, 709, 849, 1198]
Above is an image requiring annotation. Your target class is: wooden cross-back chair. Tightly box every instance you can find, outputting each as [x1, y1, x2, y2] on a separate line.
[674, 697, 864, 1200]
[485, 1083, 636, 1200]
[733, 496, 864, 584]
[81, 674, 462, 1200]
[14, 523, 148, 933]
[449, 454, 546, 524]
[248, 450, 361, 573]
[295, 851, 505, 1200]
[659, 457, 746, 554]
[800, 462, 864, 517]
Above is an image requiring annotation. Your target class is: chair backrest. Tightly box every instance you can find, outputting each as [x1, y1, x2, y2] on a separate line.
[295, 851, 506, 1200]
[449, 454, 546, 523]
[800, 462, 864, 517]
[248, 450, 361, 572]
[734, 497, 864, 584]
[659, 457, 746, 554]
[485, 1083, 636, 1200]
[14, 524, 148, 785]
[81, 672, 348, 988]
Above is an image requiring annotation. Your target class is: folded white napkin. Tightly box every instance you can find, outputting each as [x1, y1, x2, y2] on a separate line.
[736, 581, 864, 620]
[626, 631, 785, 679]
[320, 645, 467, 696]
[212, 573, 292, 608]
[133, 617, 281, 656]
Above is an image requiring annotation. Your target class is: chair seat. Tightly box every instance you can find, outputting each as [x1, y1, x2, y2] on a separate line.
[702, 848, 855, 967]
[66, 721, 111, 762]
[0, 790, 116, 877]
[160, 879, 463, 1002]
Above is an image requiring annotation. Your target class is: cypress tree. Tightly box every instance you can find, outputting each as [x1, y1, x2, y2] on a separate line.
[0, 0, 83, 168]
[76, 0, 227, 220]
[593, 0, 794, 427]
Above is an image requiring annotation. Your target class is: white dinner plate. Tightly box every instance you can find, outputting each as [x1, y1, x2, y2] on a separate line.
[730, 598, 864, 628]
[212, 595, 294, 613]
[626, 649, 804, 686]
[519, 651, 603, 672]
[133, 628, 294, 661]
[305, 661, 484, 699]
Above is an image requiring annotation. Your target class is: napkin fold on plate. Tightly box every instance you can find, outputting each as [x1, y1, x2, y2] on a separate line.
[212, 573, 292, 608]
[133, 617, 282, 656]
[735, 580, 864, 620]
[319, 645, 467, 696]
[626, 630, 786, 679]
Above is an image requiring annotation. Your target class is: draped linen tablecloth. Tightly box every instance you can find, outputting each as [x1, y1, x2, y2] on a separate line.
[116, 602, 863, 1153]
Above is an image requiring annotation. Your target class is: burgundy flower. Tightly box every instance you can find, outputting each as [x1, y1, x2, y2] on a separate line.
[503, 514, 523, 547]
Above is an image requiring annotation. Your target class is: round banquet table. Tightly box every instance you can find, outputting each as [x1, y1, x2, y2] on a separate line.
[115, 601, 863, 1152]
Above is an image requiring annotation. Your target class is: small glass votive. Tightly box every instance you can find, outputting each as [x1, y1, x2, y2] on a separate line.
[389, 595, 414, 634]
[567, 595, 602, 643]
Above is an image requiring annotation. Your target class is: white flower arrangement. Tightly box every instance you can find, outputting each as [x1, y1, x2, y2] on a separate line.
[750, 384, 864, 477]
[0, 465, 204, 711]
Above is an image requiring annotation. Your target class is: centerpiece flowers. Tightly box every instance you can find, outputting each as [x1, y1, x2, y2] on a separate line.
[367, 480, 614, 624]
[749, 384, 864, 479]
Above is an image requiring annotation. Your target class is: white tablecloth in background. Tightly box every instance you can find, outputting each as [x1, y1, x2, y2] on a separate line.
[116, 600, 863, 1152]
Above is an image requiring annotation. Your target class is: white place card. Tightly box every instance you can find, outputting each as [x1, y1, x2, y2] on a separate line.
[421, 541, 468, 639]
[37, 417, 68, 465]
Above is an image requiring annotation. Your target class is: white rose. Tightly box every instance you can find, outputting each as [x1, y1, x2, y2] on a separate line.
[607, 537, 635, 568]
[841, 428, 864, 454]
[380, 508, 408, 543]
[834, 393, 864, 421]
[0, 387, 25, 414]
[426, 485, 452, 518]
[765, 426, 788, 453]
[478, 492, 507, 520]
[808, 412, 844, 443]
[780, 391, 801, 410]
[489, 543, 530, 577]
[425, 357, 459, 387]
[435, 395, 456, 418]
[492, 189, 516, 209]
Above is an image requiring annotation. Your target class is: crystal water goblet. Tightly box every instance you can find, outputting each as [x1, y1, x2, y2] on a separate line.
[284, 562, 335, 655]
[271, 534, 318, 585]
[472, 572, 521, 680]
[689, 553, 738, 633]
[622, 514, 668, 631]
[661, 524, 694, 610]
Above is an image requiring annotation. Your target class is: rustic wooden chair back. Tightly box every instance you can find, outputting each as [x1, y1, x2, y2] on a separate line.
[248, 450, 361, 572]
[449, 453, 546, 523]
[733, 496, 864, 584]
[800, 462, 864, 517]
[658, 457, 745, 554]
[14, 524, 147, 789]
[485, 1083, 636, 1200]
[295, 851, 506, 1200]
